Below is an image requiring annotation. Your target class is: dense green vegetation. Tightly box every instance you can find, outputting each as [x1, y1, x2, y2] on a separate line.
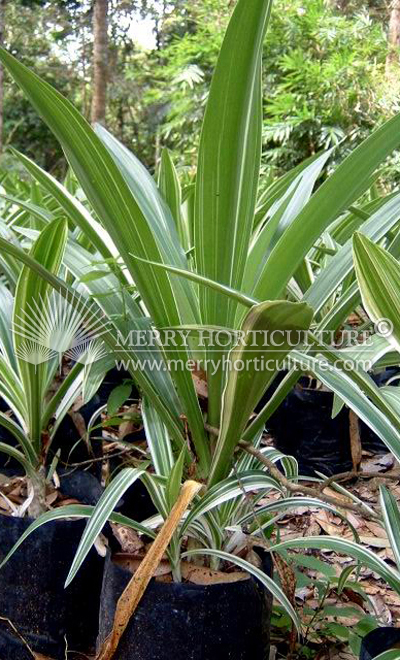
[2, 0, 399, 176]
[2, 2, 400, 658]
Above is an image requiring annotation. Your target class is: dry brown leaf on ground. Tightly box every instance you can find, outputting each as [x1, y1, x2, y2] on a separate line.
[349, 410, 362, 471]
[303, 518, 323, 537]
[327, 651, 357, 660]
[356, 483, 378, 502]
[391, 487, 400, 502]
[192, 368, 208, 398]
[55, 497, 80, 506]
[295, 585, 313, 602]
[45, 491, 58, 507]
[384, 591, 400, 607]
[358, 536, 391, 549]
[363, 520, 387, 538]
[377, 545, 396, 562]
[314, 510, 345, 536]
[369, 593, 392, 624]
[117, 404, 143, 441]
[68, 410, 87, 440]
[345, 512, 362, 529]
[110, 522, 145, 554]
[361, 453, 396, 473]
[277, 528, 304, 542]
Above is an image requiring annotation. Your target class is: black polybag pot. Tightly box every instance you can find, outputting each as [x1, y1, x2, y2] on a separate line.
[59, 468, 104, 505]
[115, 477, 157, 523]
[0, 476, 105, 659]
[98, 553, 273, 660]
[265, 369, 400, 477]
[360, 628, 400, 660]
[267, 381, 353, 476]
[358, 368, 400, 455]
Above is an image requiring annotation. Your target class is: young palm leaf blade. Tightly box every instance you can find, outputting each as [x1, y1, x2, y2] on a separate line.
[195, 0, 271, 327]
[13, 218, 68, 456]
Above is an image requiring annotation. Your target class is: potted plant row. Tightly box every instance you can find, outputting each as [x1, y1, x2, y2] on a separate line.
[1, 0, 400, 657]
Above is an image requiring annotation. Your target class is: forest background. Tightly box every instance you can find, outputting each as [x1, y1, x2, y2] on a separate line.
[2, 0, 400, 185]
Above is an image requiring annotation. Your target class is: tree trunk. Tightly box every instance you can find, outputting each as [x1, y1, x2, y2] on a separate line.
[91, 0, 108, 126]
[0, 0, 6, 154]
[81, 21, 89, 119]
[386, 0, 400, 74]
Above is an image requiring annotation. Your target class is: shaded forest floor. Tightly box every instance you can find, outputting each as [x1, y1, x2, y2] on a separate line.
[267, 449, 400, 659]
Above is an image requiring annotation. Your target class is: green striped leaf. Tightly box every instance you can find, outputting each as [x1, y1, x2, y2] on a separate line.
[0, 234, 186, 444]
[142, 398, 175, 477]
[158, 149, 188, 250]
[0, 504, 156, 569]
[209, 301, 313, 486]
[0, 442, 37, 481]
[183, 471, 282, 534]
[195, 0, 272, 326]
[194, 0, 272, 426]
[130, 254, 258, 308]
[380, 485, 400, 572]
[353, 232, 400, 353]
[254, 112, 400, 301]
[0, 413, 36, 464]
[11, 148, 119, 264]
[65, 466, 147, 586]
[271, 536, 400, 594]
[372, 651, 400, 660]
[305, 193, 400, 315]
[245, 149, 332, 299]
[0, 48, 209, 472]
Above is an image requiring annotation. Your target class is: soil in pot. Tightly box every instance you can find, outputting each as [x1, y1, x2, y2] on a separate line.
[360, 627, 400, 660]
[98, 552, 273, 660]
[0, 472, 105, 660]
